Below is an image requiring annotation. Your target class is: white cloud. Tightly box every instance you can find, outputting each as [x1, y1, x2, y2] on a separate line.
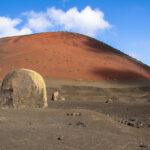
[0, 17, 32, 38]
[47, 6, 111, 36]
[24, 6, 111, 36]
[0, 6, 111, 38]
[23, 11, 53, 32]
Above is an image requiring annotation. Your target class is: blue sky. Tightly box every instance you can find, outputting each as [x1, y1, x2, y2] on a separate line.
[0, 0, 150, 66]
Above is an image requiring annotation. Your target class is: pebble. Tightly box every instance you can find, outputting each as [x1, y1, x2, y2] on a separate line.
[57, 136, 64, 141]
[139, 144, 149, 148]
[119, 118, 145, 128]
[105, 98, 112, 103]
[76, 112, 81, 116]
[66, 112, 82, 116]
[68, 123, 72, 125]
[128, 118, 137, 122]
[76, 121, 86, 127]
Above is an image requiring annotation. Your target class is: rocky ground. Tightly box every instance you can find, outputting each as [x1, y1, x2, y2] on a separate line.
[0, 79, 150, 150]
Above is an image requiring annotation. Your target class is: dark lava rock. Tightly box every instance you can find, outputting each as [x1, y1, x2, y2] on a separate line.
[57, 136, 64, 141]
[127, 122, 135, 127]
[66, 112, 82, 116]
[128, 117, 137, 122]
[68, 123, 72, 125]
[105, 98, 112, 103]
[139, 144, 149, 148]
[119, 118, 145, 128]
[76, 121, 86, 127]
[76, 112, 82, 116]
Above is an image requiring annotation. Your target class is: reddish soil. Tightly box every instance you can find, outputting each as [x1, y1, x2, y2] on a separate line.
[0, 31, 150, 80]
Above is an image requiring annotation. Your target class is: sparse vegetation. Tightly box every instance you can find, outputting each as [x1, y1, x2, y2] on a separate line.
[77, 69, 80, 72]
[28, 60, 33, 63]
[49, 58, 53, 61]
[46, 75, 50, 78]
[75, 78, 83, 81]
[10, 66, 15, 70]
[0, 49, 8, 53]
[24, 58, 29, 61]
[36, 60, 40, 63]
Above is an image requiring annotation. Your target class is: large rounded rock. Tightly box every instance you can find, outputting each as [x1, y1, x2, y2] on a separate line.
[0, 68, 48, 108]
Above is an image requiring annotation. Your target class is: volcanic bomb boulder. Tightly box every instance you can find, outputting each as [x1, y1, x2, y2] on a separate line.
[0, 68, 48, 108]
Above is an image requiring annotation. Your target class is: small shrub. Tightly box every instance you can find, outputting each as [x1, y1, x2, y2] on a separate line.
[46, 75, 50, 79]
[10, 66, 15, 70]
[1, 49, 8, 53]
[28, 60, 32, 63]
[49, 58, 53, 61]
[75, 78, 83, 81]
[36, 60, 40, 63]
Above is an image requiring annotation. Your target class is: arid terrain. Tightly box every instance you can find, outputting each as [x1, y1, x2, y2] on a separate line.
[0, 32, 150, 150]
[0, 32, 150, 80]
[0, 79, 150, 150]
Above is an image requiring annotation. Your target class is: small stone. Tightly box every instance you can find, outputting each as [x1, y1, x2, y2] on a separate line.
[51, 90, 59, 101]
[68, 123, 72, 125]
[76, 112, 81, 116]
[66, 112, 81, 116]
[66, 113, 70, 116]
[57, 136, 63, 141]
[123, 120, 128, 125]
[127, 122, 135, 127]
[60, 96, 65, 101]
[76, 121, 86, 127]
[29, 122, 32, 125]
[137, 121, 144, 128]
[72, 113, 76, 116]
[105, 98, 112, 103]
[128, 118, 137, 122]
[139, 144, 149, 148]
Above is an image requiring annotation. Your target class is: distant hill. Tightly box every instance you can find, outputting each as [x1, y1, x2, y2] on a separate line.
[0, 31, 150, 80]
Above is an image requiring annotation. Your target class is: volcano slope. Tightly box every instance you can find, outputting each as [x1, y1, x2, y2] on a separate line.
[0, 32, 150, 150]
[0, 31, 150, 80]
